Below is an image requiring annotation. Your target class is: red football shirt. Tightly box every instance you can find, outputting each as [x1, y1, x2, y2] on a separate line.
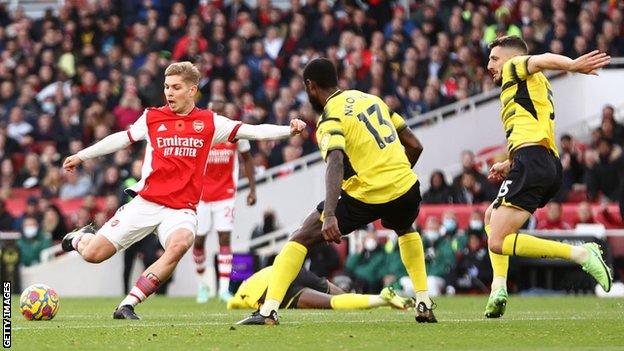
[126, 106, 242, 210]
[200, 139, 250, 202]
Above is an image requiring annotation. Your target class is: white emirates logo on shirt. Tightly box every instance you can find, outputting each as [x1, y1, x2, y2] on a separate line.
[157, 136, 205, 157]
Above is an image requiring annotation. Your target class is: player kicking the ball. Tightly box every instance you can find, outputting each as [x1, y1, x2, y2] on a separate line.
[238, 58, 435, 325]
[61, 62, 305, 320]
[193, 99, 258, 303]
[483, 36, 612, 318]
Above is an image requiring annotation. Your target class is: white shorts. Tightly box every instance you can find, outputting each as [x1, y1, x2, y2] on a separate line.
[196, 198, 235, 236]
[99, 196, 197, 251]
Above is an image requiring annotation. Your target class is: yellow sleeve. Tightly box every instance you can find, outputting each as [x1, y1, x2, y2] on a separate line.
[316, 105, 346, 161]
[389, 110, 407, 133]
[502, 55, 531, 87]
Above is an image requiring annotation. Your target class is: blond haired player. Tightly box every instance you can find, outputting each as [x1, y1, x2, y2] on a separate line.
[62, 62, 305, 319]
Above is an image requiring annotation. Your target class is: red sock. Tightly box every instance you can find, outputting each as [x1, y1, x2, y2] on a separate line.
[193, 246, 206, 275]
[120, 274, 160, 308]
[217, 246, 232, 295]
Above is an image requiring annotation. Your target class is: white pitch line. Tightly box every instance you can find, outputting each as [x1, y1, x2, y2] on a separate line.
[13, 315, 614, 331]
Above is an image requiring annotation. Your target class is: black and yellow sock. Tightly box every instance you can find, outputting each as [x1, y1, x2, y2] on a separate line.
[485, 224, 509, 278]
[398, 232, 428, 292]
[502, 233, 572, 259]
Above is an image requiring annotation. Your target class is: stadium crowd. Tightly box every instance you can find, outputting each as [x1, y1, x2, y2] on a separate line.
[422, 105, 624, 206]
[0, 0, 623, 277]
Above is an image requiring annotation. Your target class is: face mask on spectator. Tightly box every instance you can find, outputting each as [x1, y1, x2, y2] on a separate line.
[469, 219, 484, 231]
[23, 226, 38, 238]
[364, 238, 378, 251]
[42, 102, 56, 114]
[443, 218, 457, 233]
[423, 230, 440, 242]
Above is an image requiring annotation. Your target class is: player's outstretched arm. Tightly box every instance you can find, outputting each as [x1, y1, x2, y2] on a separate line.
[398, 127, 423, 167]
[321, 150, 343, 244]
[235, 119, 306, 140]
[62, 131, 132, 172]
[527, 50, 611, 75]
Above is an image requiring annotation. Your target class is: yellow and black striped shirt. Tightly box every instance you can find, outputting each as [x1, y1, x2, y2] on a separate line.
[499, 55, 559, 157]
[315, 90, 417, 204]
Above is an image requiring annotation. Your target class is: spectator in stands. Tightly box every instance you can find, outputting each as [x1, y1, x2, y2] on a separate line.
[559, 134, 585, 201]
[536, 202, 572, 230]
[59, 169, 93, 200]
[600, 104, 624, 145]
[0, 158, 16, 188]
[41, 207, 67, 243]
[585, 138, 624, 202]
[276, 144, 302, 177]
[98, 165, 122, 198]
[41, 167, 62, 198]
[422, 170, 454, 204]
[17, 216, 51, 267]
[113, 91, 143, 130]
[345, 230, 386, 294]
[484, 7, 522, 44]
[6, 107, 32, 144]
[0, 128, 20, 160]
[71, 206, 93, 231]
[600, 115, 624, 147]
[112, 149, 133, 180]
[16, 153, 45, 189]
[453, 150, 488, 188]
[103, 194, 120, 220]
[572, 201, 597, 228]
[453, 171, 488, 205]
[32, 114, 57, 142]
[0, 200, 14, 230]
[465, 209, 486, 239]
[441, 210, 467, 251]
[454, 232, 491, 294]
[422, 216, 457, 297]
[14, 196, 41, 231]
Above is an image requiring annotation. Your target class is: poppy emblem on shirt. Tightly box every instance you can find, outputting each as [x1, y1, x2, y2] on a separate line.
[175, 120, 185, 131]
[193, 120, 204, 132]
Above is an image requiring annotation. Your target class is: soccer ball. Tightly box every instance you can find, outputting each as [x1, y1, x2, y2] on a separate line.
[19, 284, 60, 321]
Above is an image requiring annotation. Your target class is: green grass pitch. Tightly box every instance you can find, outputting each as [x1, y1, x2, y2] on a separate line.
[9, 296, 624, 350]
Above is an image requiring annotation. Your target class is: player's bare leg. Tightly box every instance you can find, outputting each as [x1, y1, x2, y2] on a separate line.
[216, 230, 233, 301]
[237, 210, 323, 325]
[115, 229, 194, 320]
[62, 225, 117, 264]
[193, 234, 210, 303]
[395, 226, 437, 323]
